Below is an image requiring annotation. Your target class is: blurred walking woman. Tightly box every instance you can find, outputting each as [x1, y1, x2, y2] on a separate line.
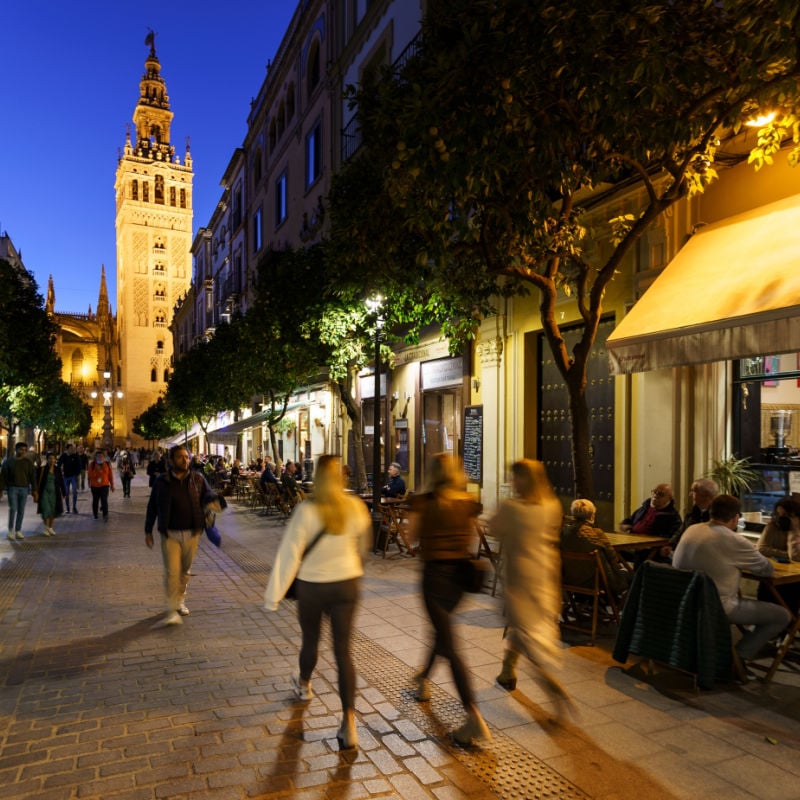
[491, 460, 572, 718]
[410, 453, 492, 746]
[264, 455, 371, 749]
[36, 452, 67, 537]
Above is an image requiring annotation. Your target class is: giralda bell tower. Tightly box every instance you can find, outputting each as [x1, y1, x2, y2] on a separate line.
[115, 34, 193, 444]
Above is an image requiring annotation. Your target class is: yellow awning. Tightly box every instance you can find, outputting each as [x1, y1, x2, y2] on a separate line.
[607, 193, 800, 374]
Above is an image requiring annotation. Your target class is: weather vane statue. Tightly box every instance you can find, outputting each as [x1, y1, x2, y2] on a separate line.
[145, 28, 157, 54]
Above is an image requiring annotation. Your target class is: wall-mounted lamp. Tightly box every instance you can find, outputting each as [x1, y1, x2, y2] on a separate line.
[472, 378, 481, 392]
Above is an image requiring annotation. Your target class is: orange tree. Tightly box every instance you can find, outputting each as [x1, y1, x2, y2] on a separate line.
[333, 0, 800, 498]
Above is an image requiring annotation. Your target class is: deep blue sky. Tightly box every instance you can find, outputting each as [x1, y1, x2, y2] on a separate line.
[1, 0, 296, 314]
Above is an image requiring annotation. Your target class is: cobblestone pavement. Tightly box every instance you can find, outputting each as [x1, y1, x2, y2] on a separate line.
[1, 480, 800, 800]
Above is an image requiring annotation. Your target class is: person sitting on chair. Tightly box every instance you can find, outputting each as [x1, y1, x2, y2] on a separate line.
[673, 494, 791, 662]
[561, 499, 630, 601]
[381, 462, 406, 498]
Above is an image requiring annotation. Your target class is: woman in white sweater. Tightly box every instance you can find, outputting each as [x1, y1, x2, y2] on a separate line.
[264, 455, 372, 749]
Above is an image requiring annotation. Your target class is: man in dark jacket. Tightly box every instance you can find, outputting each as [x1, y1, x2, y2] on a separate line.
[619, 483, 682, 540]
[57, 444, 81, 513]
[1, 442, 39, 540]
[145, 445, 220, 625]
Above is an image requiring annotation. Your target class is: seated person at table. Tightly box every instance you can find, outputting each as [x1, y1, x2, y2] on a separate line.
[561, 499, 630, 600]
[670, 477, 719, 550]
[756, 497, 800, 611]
[673, 494, 791, 661]
[381, 462, 406, 498]
[619, 483, 682, 540]
[260, 456, 279, 489]
[281, 461, 301, 500]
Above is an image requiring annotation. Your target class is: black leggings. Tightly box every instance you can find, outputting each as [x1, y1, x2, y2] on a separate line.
[295, 577, 359, 711]
[420, 560, 475, 708]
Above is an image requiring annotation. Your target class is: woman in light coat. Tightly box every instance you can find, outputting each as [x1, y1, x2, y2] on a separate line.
[490, 459, 572, 718]
[264, 455, 371, 749]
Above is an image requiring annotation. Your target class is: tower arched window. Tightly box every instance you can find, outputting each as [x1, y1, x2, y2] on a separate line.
[179, 188, 186, 208]
[150, 368, 157, 382]
[150, 124, 161, 143]
[142, 181, 150, 202]
[170, 186, 176, 206]
[155, 175, 164, 204]
[131, 179, 138, 201]
[163, 368, 170, 382]
[308, 41, 321, 96]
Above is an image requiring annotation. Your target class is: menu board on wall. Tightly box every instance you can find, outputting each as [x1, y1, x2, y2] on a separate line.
[463, 405, 483, 485]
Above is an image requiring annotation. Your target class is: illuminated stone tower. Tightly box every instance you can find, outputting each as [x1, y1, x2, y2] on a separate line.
[115, 36, 193, 444]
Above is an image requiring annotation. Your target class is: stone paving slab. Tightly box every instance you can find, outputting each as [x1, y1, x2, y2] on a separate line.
[1, 482, 800, 799]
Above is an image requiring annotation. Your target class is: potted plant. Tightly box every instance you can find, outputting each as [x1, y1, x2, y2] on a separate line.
[706, 455, 761, 496]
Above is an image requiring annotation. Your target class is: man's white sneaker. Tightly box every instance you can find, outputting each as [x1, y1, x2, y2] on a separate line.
[14, 531, 24, 540]
[177, 603, 190, 616]
[163, 611, 183, 626]
[6, 532, 14, 541]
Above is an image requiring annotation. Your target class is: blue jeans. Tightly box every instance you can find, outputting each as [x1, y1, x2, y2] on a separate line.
[727, 598, 791, 660]
[64, 476, 78, 510]
[6, 486, 29, 533]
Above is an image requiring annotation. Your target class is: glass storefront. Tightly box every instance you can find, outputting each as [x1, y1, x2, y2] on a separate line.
[733, 352, 800, 511]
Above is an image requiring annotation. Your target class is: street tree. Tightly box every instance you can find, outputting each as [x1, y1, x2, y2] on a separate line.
[0, 259, 61, 448]
[341, 0, 800, 497]
[133, 396, 183, 445]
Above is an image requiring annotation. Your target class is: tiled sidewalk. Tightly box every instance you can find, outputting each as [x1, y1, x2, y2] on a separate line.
[0, 482, 799, 799]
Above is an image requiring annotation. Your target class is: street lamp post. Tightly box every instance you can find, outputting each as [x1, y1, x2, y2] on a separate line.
[91, 370, 123, 452]
[367, 296, 383, 552]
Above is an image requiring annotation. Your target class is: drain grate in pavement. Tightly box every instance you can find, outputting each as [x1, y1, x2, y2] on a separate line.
[222, 538, 590, 800]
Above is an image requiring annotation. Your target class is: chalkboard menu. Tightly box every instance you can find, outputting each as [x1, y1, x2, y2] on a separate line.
[463, 405, 483, 484]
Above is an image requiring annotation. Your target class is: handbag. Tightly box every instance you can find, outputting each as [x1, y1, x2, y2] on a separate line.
[284, 527, 326, 600]
[459, 558, 491, 593]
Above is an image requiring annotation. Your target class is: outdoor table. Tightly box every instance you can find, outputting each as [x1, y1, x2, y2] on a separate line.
[743, 559, 800, 682]
[605, 532, 670, 572]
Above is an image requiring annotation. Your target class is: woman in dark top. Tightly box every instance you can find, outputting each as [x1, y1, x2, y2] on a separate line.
[408, 453, 491, 747]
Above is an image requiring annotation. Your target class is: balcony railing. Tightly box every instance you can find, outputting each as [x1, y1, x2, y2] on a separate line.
[340, 33, 421, 163]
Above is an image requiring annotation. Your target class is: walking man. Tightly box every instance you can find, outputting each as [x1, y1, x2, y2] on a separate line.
[144, 445, 221, 625]
[1, 442, 39, 540]
[57, 443, 81, 513]
[87, 449, 114, 521]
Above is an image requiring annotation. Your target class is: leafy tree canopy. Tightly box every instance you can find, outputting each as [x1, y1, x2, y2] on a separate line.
[334, 0, 800, 496]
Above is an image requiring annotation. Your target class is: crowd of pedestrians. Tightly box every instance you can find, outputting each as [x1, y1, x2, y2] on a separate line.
[2, 439, 799, 754]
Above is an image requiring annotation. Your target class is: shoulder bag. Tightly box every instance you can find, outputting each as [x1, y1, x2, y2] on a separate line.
[284, 528, 326, 600]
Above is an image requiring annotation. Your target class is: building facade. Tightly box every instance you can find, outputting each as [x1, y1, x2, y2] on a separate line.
[115, 40, 194, 445]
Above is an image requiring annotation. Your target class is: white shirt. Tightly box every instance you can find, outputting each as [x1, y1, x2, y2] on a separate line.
[263, 496, 372, 611]
[673, 521, 773, 612]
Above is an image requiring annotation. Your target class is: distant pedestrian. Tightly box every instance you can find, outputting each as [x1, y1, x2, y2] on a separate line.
[264, 455, 372, 750]
[407, 453, 492, 747]
[1, 442, 39, 540]
[147, 448, 167, 487]
[145, 445, 223, 625]
[88, 449, 115, 521]
[58, 443, 81, 513]
[118, 451, 136, 497]
[36, 452, 67, 537]
[77, 445, 89, 491]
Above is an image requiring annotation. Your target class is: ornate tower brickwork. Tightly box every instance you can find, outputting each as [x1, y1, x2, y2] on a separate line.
[115, 38, 193, 444]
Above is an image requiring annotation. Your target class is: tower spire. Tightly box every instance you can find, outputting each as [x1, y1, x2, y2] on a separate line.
[132, 34, 174, 159]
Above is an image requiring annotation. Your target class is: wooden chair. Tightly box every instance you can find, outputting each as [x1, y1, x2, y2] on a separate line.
[475, 521, 502, 596]
[560, 549, 621, 645]
[378, 503, 414, 558]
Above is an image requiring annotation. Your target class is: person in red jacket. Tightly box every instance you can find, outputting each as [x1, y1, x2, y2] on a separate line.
[87, 449, 115, 522]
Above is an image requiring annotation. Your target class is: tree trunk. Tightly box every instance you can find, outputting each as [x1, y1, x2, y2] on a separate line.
[567, 380, 595, 500]
[337, 376, 368, 493]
